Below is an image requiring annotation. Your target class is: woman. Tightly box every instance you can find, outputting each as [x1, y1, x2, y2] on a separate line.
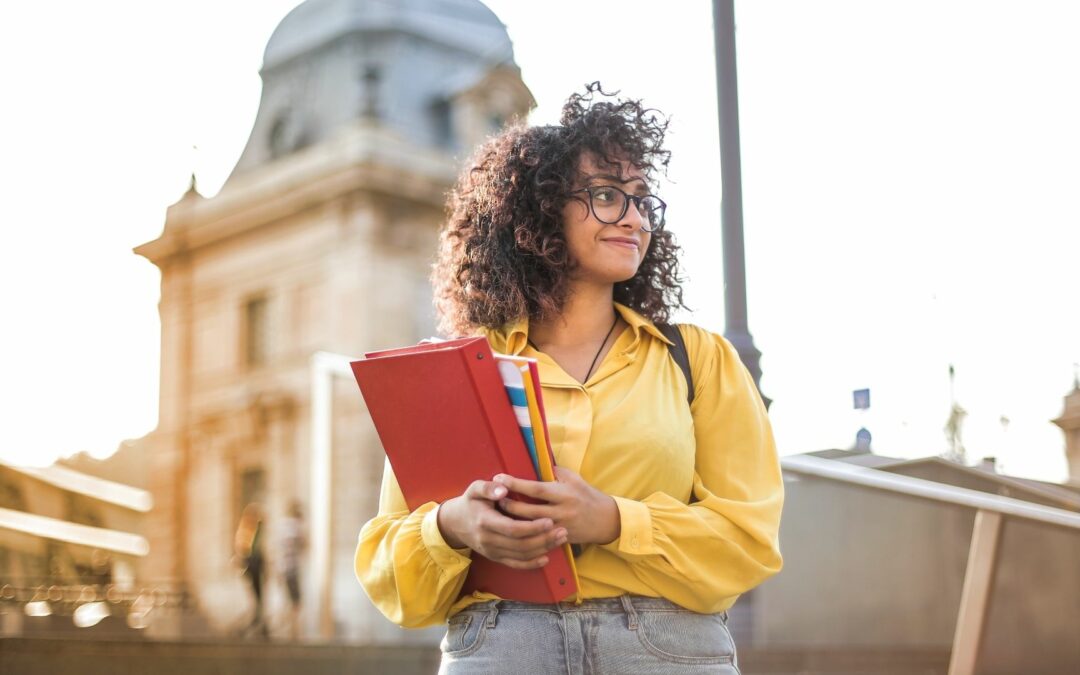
[356, 84, 783, 674]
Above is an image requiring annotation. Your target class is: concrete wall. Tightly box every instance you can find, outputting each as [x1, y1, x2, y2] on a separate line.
[755, 472, 1080, 673]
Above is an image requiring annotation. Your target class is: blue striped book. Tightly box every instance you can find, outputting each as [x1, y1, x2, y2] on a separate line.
[495, 355, 541, 478]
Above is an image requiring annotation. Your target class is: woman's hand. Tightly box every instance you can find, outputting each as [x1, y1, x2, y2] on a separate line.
[494, 468, 621, 546]
[437, 479, 568, 569]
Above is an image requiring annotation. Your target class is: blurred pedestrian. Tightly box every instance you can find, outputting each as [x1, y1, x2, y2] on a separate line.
[278, 500, 306, 640]
[234, 502, 267, 637]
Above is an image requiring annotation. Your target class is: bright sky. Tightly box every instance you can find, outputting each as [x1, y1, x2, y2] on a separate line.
[1, 1, 1077, 482]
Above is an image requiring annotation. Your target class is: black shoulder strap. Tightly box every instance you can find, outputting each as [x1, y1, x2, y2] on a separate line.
[657, 323, 694, 407]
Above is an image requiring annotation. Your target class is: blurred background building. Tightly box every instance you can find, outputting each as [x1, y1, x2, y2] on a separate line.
[129, 0, 532, 643]
[1053, 378, 1080, 481]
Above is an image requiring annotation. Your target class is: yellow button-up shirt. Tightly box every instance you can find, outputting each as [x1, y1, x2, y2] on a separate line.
[355, 303, 783, 628]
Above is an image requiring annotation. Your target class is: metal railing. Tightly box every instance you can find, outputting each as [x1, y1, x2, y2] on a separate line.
[0, 461, 152, 513]
[0, 577, 188, 632]
[781, 454, 1080, 675]
[0, 507, 149, 557]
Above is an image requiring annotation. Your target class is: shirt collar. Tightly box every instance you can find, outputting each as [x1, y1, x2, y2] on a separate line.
[488, 302, 673, 354]
[614, 302, 674, 346]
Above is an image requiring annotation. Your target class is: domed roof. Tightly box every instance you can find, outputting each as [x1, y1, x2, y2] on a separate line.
[224, 0, 530, 184]
[264, 0, 513, 69]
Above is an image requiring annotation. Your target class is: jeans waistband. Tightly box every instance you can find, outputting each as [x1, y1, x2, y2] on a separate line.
[465, 595, 694, 614]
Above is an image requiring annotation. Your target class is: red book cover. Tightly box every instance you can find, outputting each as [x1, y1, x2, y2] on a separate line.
[351, 337, 577, 603]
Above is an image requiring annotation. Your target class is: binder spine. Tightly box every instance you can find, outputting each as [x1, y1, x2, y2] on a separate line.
[461, 343, 535, 481]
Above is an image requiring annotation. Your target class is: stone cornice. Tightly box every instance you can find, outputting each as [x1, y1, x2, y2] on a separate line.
[1053, 411, 1080, 431]
[135, 122, 458, 267]
[1053, 390, 1080, 431]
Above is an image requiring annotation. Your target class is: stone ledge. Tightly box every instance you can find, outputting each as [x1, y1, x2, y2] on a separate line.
[0, 637, 954, 675]
[0, 638, 439, 675]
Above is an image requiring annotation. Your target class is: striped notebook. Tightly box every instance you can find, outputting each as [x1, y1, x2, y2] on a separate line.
[494, 354, 580, 582]
[495, 355, 542, 478]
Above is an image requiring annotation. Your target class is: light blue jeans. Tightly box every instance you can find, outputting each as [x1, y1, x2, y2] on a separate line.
[438, 596, 740, 674]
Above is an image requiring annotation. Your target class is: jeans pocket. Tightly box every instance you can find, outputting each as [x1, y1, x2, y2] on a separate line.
[440, 612, 487, 657]
[634, 610, 735, 665]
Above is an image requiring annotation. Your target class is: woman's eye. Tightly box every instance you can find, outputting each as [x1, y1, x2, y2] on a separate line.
[592, 188, 617, 203]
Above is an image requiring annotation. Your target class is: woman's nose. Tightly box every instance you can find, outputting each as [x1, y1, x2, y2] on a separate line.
[618, 199, 646, 229]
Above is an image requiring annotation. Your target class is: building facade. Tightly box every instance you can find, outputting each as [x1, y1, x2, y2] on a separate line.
[1052, 380, 1080, 484]
[133, 0, 532, 641]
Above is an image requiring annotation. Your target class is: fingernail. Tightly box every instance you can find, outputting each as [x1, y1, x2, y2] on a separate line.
[494, 474, 507, 484]
[556, 528, 567, 539]
[493, 486, 506, 498]
[538, 557, 549, 566]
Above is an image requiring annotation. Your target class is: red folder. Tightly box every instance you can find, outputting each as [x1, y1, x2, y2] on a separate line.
[351, 336, 577, 603]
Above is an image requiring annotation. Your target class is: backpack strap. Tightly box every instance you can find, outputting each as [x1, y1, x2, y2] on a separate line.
[657, 323, 694, 407]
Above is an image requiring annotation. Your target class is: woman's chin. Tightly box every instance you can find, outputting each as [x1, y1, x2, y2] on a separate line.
[595, 273, 642, 288]
[568, 261, 643, 287]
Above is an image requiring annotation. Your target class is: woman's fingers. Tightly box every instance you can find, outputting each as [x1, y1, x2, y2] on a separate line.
[496, 554, 550, 570]
[464, 479, 507, 502]
[484, 535, 564, 563]
[501, 528, 566, 557]
[493, 474, 558, 501]
[481, 511, 553, 539]
[478, 522, 567, 561]
[498, 497, 553, 521]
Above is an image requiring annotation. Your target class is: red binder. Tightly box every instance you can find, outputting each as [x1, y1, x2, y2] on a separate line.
[351, 336, 577, 603]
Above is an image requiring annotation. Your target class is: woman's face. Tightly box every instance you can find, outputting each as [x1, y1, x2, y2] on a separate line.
[561, 153, 652, 287]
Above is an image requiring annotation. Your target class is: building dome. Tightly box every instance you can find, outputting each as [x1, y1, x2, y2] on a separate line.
[263, 0, 513, 70]
[225, 0, 527, 183]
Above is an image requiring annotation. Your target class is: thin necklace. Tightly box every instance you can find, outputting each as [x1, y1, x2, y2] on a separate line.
[528, 313, 620, 384]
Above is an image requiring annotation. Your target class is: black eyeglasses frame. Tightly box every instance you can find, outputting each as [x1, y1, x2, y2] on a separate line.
[570, 186, 667, 233]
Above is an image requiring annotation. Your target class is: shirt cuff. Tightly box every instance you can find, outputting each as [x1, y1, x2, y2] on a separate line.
[421, 504, 473, 571]
[600, 496, 655, 556]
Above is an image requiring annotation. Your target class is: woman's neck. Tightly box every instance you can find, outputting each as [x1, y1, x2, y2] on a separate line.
[529, 282, 618, 349]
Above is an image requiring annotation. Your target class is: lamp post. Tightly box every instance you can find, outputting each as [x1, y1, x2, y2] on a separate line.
[713, 0, 769, 408]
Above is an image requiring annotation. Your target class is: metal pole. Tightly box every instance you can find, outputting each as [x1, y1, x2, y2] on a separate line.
[713, 0, 769, 408]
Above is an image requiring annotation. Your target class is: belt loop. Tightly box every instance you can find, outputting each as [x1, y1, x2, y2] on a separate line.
[485, 601, 501, 629]
[620, 595, 638, 631]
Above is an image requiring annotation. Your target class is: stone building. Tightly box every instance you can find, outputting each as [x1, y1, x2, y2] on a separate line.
[133, 0, 533, 641]
[1052, 377, 1080, 484]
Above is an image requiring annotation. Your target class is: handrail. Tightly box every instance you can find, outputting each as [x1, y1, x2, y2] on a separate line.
[0, 507, 149, 557]
[1, 461, 152, 513]
[781, 454, 1080, 531]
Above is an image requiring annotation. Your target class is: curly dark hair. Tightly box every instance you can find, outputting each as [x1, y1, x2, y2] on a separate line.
[432, 82, 686, 337]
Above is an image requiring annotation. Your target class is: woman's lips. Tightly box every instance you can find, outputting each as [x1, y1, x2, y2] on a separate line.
[601, 238, 639, 250]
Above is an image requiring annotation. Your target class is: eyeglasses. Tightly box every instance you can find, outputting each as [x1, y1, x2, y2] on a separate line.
[572, 186, 667, 232]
